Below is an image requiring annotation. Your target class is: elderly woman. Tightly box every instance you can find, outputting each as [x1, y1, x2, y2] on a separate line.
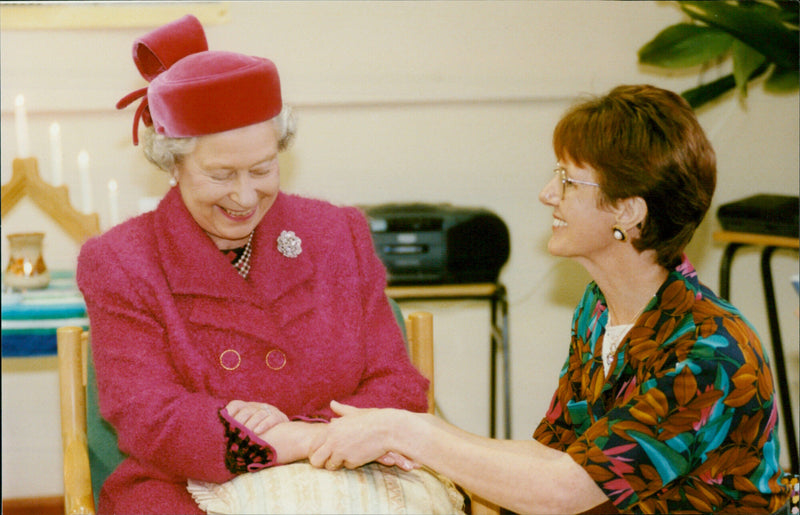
[309, 85, 792, 514]
[77, 15, 428, 514]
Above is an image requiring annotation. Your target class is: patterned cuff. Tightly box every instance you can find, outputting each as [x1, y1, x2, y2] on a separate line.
[218, 408, 278, 473]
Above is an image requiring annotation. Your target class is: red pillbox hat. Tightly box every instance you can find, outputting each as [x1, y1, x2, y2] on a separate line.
[116, 14, 283, 145]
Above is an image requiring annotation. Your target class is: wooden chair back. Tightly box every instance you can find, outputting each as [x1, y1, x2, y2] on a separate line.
[405, 311, 435, 414]
[57, 326, 95, 515]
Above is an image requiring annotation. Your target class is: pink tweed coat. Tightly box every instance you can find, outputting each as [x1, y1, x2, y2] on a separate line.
[77, 188, 429, 514]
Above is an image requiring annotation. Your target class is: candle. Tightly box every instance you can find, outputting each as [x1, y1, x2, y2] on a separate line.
[108, 179, 119, 226]
[14, 94, 30, 157]
[49, 122, 63, 186]
[78, 150, 93, 214]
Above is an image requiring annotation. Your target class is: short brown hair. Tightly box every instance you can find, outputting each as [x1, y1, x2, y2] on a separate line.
[553, 84, 716, 268]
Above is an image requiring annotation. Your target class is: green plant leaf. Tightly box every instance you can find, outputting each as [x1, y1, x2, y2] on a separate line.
[732, 40, 766, 97]
[765, 65, 800, 93]
[682, 74, 736, 109]
[682, 61, 770, 108]
[680, 1, 798, 70]
[638, 23, 733, 68]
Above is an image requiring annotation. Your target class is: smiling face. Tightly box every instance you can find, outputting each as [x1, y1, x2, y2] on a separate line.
[174, 121, 280, 250]
[538, 157, 617, 264]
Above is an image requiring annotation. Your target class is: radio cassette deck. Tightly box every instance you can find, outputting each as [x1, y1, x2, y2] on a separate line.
[363, 203, 510, 285]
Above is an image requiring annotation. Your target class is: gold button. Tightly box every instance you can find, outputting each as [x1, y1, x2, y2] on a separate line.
[266, 349, 287, 370]
[220, 349, 241, 371]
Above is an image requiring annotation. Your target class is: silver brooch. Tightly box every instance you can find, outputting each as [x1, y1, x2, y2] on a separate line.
[277, 230, 302, 258]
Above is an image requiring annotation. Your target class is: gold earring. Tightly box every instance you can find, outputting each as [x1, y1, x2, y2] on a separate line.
[612, 225, 628, 242]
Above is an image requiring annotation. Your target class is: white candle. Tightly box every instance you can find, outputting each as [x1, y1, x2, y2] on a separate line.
[14, 94, 30, 157]
[78, 150, 93, 214]
[49, 122, 63, 186]
[108, 179, 119, 226]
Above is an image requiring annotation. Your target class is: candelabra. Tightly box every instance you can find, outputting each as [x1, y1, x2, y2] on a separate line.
[2, 157, 100, 289]
[2, 157, 100, 242]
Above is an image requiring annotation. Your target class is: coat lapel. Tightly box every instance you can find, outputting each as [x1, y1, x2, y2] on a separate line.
[245, 192, 315, 306]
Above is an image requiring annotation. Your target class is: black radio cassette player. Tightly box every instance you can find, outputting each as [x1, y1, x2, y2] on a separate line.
[363, 203, 510, 285]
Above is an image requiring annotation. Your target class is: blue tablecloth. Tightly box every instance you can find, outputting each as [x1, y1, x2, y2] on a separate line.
[1, 271, 88, 357]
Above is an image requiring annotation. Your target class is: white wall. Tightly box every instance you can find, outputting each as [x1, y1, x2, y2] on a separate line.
[2, 1, 798, 498]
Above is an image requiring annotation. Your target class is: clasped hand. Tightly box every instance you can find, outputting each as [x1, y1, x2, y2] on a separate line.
[225, 400, 417, 471]
[309, 401, 417, 471]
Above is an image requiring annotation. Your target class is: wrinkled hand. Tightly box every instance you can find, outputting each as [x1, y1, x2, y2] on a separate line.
[308, 401, 417, 471]
[225, 400, 290, 435]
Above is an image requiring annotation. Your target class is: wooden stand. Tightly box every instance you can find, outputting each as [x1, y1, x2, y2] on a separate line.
[1, 157, 100, 243]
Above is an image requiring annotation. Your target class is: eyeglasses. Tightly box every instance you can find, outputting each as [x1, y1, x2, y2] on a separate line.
[552, 166, 600, 199]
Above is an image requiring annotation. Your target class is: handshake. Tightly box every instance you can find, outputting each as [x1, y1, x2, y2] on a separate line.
[225, 399, 422, 471]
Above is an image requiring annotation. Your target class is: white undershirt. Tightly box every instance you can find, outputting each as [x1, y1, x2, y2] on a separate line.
[602, 323, 634, 376]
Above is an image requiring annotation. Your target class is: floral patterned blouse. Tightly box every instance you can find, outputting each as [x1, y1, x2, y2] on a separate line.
[533, 256, 791, 514]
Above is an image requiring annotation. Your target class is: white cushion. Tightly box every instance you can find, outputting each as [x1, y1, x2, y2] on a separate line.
[187, 460, 465, 514]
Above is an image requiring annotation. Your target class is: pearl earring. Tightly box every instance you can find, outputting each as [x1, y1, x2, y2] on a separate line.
[612, 225, 628, 242]
[169, 176, 178, 187]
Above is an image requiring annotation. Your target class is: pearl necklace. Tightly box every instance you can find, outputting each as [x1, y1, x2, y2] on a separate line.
[232, 232, 254, 278]
[604, 324, 634, 369]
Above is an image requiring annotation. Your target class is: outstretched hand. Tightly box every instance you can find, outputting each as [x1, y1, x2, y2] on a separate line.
[308, 401, 418, 471]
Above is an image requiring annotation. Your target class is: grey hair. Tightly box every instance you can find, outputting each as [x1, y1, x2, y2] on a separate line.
[142, 105, 297, 172]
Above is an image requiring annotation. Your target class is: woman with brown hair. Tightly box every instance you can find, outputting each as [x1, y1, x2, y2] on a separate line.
[309, 85, 792, 514]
